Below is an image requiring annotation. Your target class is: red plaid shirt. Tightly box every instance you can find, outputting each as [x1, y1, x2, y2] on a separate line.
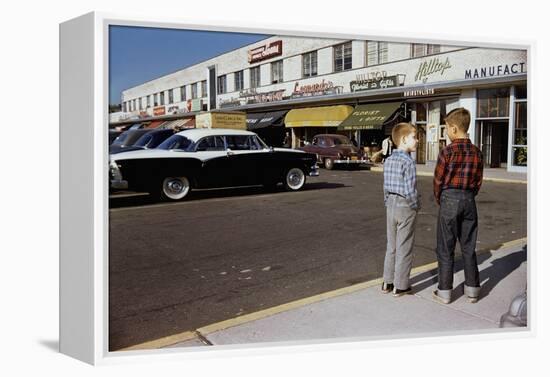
[433, 138, 484, 204]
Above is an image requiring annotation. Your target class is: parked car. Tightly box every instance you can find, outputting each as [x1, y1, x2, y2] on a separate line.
[110, 129, 175, 154]
[109, 130, 123, 145]
[110, 129, 319, 201]
[110, 129, 153, 154]
[298, 134, 369, 170]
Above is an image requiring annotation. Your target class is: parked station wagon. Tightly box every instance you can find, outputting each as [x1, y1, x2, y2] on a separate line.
[110, 129, 319, 201]
[299, 134, 369, 169]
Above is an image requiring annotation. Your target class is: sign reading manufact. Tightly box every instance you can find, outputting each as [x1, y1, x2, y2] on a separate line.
[248, 40, 283, 64]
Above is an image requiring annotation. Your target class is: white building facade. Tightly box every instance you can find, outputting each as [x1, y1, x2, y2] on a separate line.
[119, 36, 527, 172]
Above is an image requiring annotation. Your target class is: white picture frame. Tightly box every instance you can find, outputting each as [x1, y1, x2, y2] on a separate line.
[59, 11, 533, 366]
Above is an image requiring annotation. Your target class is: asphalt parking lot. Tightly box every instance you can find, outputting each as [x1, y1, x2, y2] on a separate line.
[108, 168, 527, 350]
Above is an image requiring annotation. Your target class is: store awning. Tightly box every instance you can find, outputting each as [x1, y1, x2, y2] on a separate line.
[142, 120, 166, 129]
[159, 118, 194, 130]
[285, 105, 353, 128]
[337, 102, 403, 131]
[248, 110, 287, 130]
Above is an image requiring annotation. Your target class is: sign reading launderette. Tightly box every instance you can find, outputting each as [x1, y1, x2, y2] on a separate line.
[248, 40, 283, 64]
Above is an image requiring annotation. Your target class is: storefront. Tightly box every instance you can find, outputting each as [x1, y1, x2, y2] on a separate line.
[284, 105, 353, 148]
[246, 110, 288, 147]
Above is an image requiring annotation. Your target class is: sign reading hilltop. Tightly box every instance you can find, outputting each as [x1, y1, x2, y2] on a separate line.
[248, 40, 283, 64]
[415, 57, 452, 83]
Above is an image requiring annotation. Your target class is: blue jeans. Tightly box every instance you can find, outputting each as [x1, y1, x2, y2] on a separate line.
[436, 189, 480, 291]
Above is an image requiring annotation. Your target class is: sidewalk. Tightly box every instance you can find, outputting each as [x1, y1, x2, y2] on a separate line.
[165, 239, 527, 348]
[370, 163, 527, 184]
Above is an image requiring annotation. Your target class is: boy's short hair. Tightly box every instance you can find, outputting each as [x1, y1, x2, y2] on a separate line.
[444, 107, 471, 132]
[391, 123, 416, 147]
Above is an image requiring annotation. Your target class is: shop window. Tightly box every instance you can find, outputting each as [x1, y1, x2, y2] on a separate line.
[515, 84, 527, 100]
[367, 41, 388, 66]
[271, 60, 283, 84]
[302, 51, 318, 78]
[477, 88, 510, 118]
[234, 70, 244, 91]
[250, 66, 261, 88]
[334, 42, 352, 72]
[217, 75, 227, 94]
[201, 81, 207, 98]
[513, 101, 527, 166]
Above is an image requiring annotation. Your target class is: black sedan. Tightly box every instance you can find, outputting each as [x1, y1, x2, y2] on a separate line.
[110, 128, 319, 201]
[110, 129, 153, 154]
[110, 129, 175, 154]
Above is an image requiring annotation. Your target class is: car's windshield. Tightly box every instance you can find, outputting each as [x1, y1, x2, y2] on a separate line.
[332, 136, 352, 146]
[157, 135, 193, 151]
[134, 134, 153, 147]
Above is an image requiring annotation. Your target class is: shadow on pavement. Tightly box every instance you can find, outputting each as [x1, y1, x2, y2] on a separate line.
[109, 182, 347, 208]
[410, 245, 526, 302]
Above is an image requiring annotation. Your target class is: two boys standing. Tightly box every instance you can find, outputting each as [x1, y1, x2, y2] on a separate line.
[382, 108, 484, 304]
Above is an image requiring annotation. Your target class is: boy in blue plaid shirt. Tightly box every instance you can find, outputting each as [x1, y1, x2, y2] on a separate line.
[382, 123, 420, 297]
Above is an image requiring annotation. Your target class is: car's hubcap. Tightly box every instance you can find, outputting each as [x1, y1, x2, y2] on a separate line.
[287, 168, 305, 190]
[163, 177, 189, 199]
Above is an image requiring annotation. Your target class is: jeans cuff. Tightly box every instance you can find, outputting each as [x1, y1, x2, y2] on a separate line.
[465, 285, 481, 298]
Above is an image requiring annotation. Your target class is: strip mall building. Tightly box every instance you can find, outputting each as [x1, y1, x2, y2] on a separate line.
[116, 36, 527, 172]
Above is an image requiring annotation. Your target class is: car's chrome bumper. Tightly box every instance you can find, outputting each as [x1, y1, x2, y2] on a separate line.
[309, 164, 320, 176]
[110, 179, 128, 190]
[334, 159, 371, 165]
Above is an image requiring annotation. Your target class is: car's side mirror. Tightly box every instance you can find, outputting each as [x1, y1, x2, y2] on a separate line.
[227, 148, 234, 156]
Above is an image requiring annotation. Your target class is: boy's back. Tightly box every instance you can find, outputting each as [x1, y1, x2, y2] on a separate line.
[433, 138, 483, 205]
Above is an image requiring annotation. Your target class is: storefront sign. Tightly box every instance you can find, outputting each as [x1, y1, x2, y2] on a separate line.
[292, 79, 342, 98]
[219, 98, 243, 109]
[196, 112, 247, 130]
[403, 88, 436, 97]
[139, 111, 149, 118]
[248, 40, 283, 64]
[239, 88, 285, 104]
[167, 106, 179, 114]
[415, 57, 452, 83]
[350, 75, 402, 92]
[464, 62, 526, 79]
[153, 106, 166, 116]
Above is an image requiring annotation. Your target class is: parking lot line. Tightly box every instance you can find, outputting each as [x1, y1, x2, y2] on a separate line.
[115, 237, 526, 351]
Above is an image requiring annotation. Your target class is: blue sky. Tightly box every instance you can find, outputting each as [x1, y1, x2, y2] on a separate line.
[109, 26, 269, 105]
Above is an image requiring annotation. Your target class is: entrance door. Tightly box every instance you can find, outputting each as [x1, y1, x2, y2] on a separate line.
[480, 121, 509, 168]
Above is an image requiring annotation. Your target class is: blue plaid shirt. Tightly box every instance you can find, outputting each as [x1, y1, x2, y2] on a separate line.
[383, 149, 420, 210]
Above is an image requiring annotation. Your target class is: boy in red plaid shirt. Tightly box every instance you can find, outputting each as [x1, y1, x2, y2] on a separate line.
[433, 108, 484, 304]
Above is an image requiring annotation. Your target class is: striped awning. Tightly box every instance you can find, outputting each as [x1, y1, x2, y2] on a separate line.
[142, 120, 166, 129]
[159, 118, 194, 130]
[285, 105, 353, 128]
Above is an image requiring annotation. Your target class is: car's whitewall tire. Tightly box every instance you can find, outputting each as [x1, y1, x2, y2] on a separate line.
[284, 168, 306, 191]
[161, 176, 191, 201]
